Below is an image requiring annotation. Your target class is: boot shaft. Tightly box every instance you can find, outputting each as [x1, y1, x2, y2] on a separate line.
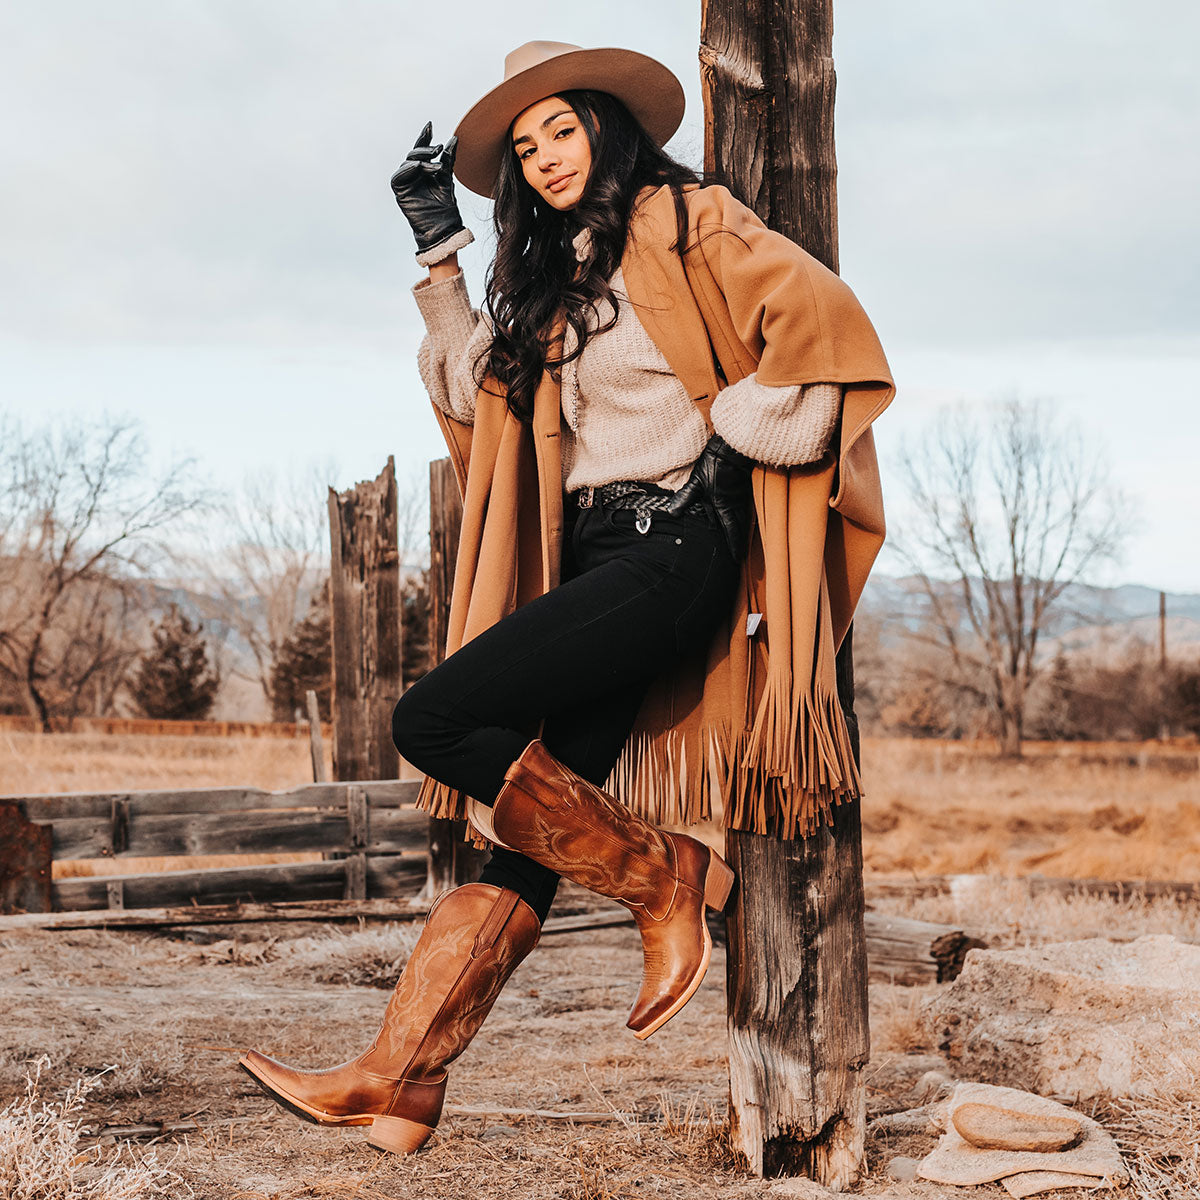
[363, 884, 540, 1080]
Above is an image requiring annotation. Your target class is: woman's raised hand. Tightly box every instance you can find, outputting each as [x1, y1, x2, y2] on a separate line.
[390, 123, 469, 263]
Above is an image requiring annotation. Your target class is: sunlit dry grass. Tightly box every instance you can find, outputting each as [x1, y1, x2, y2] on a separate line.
[873, 875, 1200, 947]
[861, 736, 1200, 881]
[0, 729, 326, 795]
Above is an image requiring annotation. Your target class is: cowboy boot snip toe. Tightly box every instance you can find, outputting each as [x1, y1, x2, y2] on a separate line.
[238, 882, 540, 1154]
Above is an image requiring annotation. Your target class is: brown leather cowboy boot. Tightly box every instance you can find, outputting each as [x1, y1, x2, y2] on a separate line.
[238, 883, 539, 1154]
[481, 739, 734, 1040]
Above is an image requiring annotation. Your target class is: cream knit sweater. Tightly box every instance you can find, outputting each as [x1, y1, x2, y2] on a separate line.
[413, 230, 841, 491]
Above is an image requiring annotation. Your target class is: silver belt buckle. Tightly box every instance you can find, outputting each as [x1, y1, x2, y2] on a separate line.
[577, 487, 594, 510]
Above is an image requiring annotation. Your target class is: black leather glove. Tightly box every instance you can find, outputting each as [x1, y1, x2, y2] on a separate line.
[389, 122, 468, 261]
[666, 433, 755, 561]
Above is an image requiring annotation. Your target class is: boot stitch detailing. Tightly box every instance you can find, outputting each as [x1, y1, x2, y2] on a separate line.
[389, 905, 511, 1087]
[517, 802, 693, 921]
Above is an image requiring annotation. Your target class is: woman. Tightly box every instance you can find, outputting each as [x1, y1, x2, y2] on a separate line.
[240, 40, 893, 1157]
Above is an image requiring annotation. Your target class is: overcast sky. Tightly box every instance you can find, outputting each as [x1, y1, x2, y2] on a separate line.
[2, 2, 1197, 589]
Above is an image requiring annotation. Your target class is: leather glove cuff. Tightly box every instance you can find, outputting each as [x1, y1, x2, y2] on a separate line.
[415, 226, 475, 267]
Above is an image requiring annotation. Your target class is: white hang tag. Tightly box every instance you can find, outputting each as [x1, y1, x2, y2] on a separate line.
[746, 613, 763, 636]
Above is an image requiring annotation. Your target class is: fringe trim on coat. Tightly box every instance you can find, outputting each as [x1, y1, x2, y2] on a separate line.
[412, 688, 860, 840]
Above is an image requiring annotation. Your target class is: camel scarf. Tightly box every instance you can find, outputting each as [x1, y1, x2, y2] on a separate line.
[417, 183, 894, 838]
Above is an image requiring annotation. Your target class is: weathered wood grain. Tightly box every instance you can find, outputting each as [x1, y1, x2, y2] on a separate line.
[366, 805, 429, 854]
[14, 780, 418, 822]
[703, 0, 866, 1185]
[0, 801, 52, 914]
[0, 896, 431, 932]
[701, 0, 839, 272]
[306, 689, 329, 783]
[47, 803, 428, 863]
[328, 457, 403, 783]
[50, 855, 426, 911]
[49, 809, 353, 860]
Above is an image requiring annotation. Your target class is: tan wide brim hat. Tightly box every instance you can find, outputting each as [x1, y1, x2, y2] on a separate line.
[453, 40, 686, 199]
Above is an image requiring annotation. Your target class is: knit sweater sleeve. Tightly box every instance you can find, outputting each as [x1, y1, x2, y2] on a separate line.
[709, 377, 842, 467]
[411, 271, 491, 425]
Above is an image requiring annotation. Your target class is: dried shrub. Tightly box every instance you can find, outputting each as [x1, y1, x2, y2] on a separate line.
[0, 1057, 189, 1199]
[275, 924, 422, 989]
[1100, 1065, 1200, 1200]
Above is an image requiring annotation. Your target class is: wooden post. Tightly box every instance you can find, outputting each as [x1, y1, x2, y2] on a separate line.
[0, 802, 52, 914]
[327, 458, 403, 782]
[306, 689, 329, 783]
[1159, 591, 1169, 740]
[423, 458, 485, 894]
[702, 0, 870, 1185]
[428, 457, 463, 666]
[344, 785, 368, 901]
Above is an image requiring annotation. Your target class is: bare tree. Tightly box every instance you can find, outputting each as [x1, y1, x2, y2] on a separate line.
[195, 468, 330, 706]
[0, 416, 204, 729]
[893, 398, 1127, 756]
[195, 463, 428, 709]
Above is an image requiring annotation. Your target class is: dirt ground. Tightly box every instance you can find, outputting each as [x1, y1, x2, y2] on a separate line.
[4, 733, 1196, 1195]
[2, 892, 1153, 1200]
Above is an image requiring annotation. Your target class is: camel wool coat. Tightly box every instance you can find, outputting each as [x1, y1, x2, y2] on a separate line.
[417, 182, 894, 838]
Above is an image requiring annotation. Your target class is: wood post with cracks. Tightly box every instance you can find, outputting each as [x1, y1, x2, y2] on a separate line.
[424, 457, 485, 894]
[327, 458, 402, 783]
[702, 0, 870, 1185]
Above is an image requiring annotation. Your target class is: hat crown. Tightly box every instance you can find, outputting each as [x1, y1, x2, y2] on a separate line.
[503, 41, 583, 82]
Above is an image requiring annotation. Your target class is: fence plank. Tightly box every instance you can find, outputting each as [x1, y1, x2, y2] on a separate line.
[51, 856, 426, 911]
[0, 898, 429, 932]
[48, 809, 352, 860]
[12, 780, 419, 823]
[367, 806, 432, 855]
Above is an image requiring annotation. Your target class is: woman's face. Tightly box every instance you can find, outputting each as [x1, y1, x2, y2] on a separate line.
[510, 96, 592, 211]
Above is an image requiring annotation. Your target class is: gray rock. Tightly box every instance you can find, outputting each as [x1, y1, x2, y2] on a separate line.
[924, 934, 1200, 1099]
[952, 1101, 1082, 1152]
[886, 1155, 920, 1181]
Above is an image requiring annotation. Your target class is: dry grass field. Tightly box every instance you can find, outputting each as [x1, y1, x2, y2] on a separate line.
[860, 736, 1200, 881]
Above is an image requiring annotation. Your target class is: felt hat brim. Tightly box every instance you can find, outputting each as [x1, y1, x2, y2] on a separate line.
[453, 42, 685, 199]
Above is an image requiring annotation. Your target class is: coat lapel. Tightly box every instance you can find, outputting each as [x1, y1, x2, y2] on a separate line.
[620, 188, 722, 422]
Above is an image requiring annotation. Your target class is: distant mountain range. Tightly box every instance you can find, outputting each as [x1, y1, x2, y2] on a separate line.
[858, 575, 1200, 663]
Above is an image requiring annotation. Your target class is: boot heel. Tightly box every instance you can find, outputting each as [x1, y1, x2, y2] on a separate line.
[703, 850, 735, 911]
[367, 1115, 436, 1155]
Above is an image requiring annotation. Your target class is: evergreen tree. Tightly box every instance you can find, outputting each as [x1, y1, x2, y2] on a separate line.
[271, 586, 332, 722]
[130, 605, 219, 719]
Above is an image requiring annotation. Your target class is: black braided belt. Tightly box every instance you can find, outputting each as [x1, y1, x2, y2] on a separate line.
[571, 480, 710, 531]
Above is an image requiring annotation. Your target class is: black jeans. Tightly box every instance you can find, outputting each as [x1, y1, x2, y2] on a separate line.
[391, 499, 740, 921]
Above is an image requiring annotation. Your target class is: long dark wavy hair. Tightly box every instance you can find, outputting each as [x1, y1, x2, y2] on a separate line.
[478, 90, 701, 423]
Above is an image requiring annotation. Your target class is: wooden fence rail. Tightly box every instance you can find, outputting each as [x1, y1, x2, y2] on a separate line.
[1, 780, 424, 914]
